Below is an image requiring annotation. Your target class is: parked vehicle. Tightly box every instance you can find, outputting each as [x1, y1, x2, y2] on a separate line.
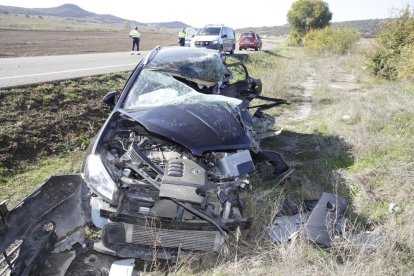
[190, 25, 236, 54]
[0, 46, 288, 275]
[239, 31, 262, 51]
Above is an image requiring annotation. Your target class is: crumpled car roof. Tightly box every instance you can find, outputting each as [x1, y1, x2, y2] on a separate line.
[145, 47, 229, 84]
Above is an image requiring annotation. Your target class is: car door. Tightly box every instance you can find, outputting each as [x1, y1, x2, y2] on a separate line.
[219, 27, 227, 51]
[185, 27, 196, 47]
[223, 27, 235, 52]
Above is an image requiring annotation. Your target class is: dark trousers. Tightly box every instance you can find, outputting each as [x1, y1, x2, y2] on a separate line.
[132, 38, 140, 51]
[179, 37, 185, 47]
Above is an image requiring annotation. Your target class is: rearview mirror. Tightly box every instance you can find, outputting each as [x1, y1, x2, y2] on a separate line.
[103, 91, 117, 107]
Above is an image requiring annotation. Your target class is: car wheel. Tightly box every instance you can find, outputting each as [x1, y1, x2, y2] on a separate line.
[230, 45, 235, 55]
[239, 47, 242, 51]
[255, 47, 258, 51]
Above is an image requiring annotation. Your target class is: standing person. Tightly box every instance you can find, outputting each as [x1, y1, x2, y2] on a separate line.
[178, 27, 186, 47]
[129, 27, 141, 55]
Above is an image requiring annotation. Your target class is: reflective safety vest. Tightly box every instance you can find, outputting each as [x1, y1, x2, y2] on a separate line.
[130, 30, 141, 38]
[178, 31, 186, 38]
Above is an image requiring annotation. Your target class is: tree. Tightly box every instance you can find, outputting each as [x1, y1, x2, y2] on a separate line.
[287, 0, 332, 45]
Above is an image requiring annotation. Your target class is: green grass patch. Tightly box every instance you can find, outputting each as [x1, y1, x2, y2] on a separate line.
[1, 151, 84, 207]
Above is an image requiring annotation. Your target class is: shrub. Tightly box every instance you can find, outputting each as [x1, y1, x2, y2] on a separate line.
[303, 27, 360, 54]
[288, 31, 303, 46]
[368, 8, 414, 80]
[287, 0, 332, 45]
[396, 44, 414, 81]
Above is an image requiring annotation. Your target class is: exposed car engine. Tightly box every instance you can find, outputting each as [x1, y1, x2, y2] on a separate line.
[85, 113, 255, 259]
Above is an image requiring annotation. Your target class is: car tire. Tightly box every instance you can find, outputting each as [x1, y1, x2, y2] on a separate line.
[255, 47, 258, 51]
[230, 45, 235, 55]
[239, 47, 242, 51]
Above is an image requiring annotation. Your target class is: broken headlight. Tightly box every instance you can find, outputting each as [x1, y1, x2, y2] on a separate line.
[83, 154, 117, 202]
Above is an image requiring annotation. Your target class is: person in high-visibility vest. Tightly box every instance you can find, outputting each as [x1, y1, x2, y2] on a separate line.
[129, 27, 141, 55]
[178, 28, 186, 47]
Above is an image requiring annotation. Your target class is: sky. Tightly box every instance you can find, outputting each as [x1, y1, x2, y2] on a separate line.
[1, 0, 413, 28]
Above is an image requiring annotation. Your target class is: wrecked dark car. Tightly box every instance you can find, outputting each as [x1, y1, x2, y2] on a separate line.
[0, 47, 289, 274]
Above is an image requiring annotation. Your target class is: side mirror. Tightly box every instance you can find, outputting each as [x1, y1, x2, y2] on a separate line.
[103, 91, 117, 107]
[221, 34, 228, 38]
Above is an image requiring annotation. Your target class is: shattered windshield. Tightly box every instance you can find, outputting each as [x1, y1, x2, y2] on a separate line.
[145, 47, 228, 84]
[122, 69, 241, 109]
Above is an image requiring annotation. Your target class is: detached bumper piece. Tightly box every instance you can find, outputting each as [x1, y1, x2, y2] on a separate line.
[268, 193, 349, 248]
[0, 175, 89, 275]
[96, 222, 223, 261]
[267, 193, 385, 249]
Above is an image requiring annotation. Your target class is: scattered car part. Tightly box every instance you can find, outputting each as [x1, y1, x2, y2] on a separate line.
[301, 192, 349, 248]
[268, 193, 385, 249]
[0, 175, 89, 275]
[109, 259, 135, 276]
[268, 193, 349, 247]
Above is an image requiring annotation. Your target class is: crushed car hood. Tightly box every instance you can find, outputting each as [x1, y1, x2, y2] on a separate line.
[120, 103, 251, 156]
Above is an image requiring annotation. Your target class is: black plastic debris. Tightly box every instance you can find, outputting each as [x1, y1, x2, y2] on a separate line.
[268, 192, 349, 248]
[302, 192, 349, 248]
[267, 213, 310, 243]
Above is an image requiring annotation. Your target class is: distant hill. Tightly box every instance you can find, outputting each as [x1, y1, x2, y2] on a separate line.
[237, 25, 290, 37]
[0, 4, 190, 29]
[237, 19, 387, 38]
[332, 19, 386, 38]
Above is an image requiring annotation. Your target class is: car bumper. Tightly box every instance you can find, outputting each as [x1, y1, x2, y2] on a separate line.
[239, 43, 259, 49]
[194, 43, 220, 50]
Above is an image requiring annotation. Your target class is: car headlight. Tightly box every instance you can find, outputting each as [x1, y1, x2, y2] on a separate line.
[83, 154, 117, 202]
[211, 40, 219, 45]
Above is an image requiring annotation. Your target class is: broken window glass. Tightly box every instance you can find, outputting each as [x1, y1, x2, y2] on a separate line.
[123, 69, 241, 109]
[146, 47, 229, 84]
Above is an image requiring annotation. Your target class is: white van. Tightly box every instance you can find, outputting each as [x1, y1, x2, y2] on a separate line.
[190, 25, 236, 54]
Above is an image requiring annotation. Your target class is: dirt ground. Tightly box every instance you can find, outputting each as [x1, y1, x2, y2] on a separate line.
[0, 29, 177, 57]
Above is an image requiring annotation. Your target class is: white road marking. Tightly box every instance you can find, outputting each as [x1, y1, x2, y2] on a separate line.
[0, 63, 137, 80]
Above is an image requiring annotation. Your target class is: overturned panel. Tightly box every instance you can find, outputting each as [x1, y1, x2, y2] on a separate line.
[301, 192, 349, 248]
[0, 175, 89, 275]
[267, 213, 310, 244]
[268, 193, 350, 248]
[0, 175, 89, 253]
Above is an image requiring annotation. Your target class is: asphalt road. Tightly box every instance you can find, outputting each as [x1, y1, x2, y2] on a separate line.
[0, 51, 147, 88]
[0, 39, 284, 88]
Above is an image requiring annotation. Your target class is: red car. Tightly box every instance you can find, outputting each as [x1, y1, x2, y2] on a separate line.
[239, 31, 262, 51]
